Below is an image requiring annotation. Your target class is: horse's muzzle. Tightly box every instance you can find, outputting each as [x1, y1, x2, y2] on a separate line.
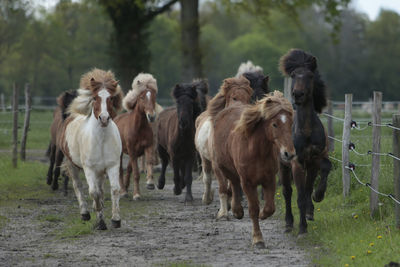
[281, 150, 295, 163]
[146, 113, 156, 123]
[99, 114, 110, 127]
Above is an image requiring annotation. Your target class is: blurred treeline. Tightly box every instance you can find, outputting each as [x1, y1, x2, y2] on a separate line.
[1, 0, 399, 101]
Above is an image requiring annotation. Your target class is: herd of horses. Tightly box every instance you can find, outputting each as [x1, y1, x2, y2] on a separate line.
[45, 48, 331, 248]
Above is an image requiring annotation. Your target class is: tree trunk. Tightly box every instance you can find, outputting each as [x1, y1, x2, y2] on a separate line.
[180, 0, 202, 81]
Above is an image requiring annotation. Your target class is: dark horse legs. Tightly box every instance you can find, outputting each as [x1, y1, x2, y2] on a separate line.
[46, 143, 56, 186]
[280, 163, 294, 232]
[305, 164, 319, 221]
[313, 157, 331, 202]
[52, 149, 64, 191]
[292, 161, 308, 234]
[183, 158, 194, 202]
[157, 144, 169, 190]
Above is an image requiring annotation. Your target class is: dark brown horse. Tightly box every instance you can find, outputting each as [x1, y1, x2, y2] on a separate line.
[114, 73, 157, 200]
[46, 90, 77, 194]
[195, 76, 253, 204]
[157, 82, 201, 202]
[211, 91, 295, 248]
[279, 49, 332, 234]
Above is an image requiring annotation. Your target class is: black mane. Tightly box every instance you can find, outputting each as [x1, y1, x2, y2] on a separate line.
[279, 49, 327, 113]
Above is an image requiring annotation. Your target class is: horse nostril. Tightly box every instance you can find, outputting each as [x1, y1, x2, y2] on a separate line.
[284, 152, 289, 158]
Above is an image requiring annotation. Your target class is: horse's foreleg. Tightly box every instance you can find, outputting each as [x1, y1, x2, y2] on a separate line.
[202, 157, 214, 205]
[172, 158, 182, 195]
[213, 166, 229, 220]
[46, 144, 56, 185]
[313, 157, 331, 202]
[67, 161, 90, 221]
[139, 156, 145, 173]
[131, 157, 141, 200]
[85, 168, 106, 230]
[157, 144, 168, 190]
[305, 164, 318, 221]
[260, 174, 276, 220]
[62, 170, 69, 196]
[107, 165, 121, 228]
[292, 161, 307, 235]
[184, 158, 194, 202]
[122, 157, 132, 196]
[231, 178, 243, 219]
[52, 149, 64, 191]
[242, 182, 264, 248]
[280, 162, 294, 232]
[144, 146, 155, 190]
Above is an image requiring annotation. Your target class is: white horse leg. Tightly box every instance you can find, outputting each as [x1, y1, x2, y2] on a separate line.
[67, 161, 90, 221]
[144, 146, 155, 190]
[107, 165, 121, 228]
[85, 168, 106, 230]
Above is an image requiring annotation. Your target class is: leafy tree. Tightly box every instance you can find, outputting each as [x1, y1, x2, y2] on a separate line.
[98, 0, 178, 89]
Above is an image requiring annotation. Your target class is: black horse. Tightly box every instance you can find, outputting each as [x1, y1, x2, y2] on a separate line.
[279, 49, 332, 234]
[157, 82, 201, 202]
[242, 72, 269, 103]
[46, 90, 77, 194]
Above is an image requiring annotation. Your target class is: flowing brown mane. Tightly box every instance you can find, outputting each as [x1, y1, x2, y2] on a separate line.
[234, 91, 293, 136]
[69, 68, 123, 116]
[207, 76, 252, 120]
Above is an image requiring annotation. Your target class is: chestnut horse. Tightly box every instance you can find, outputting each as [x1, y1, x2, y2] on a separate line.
[157, 82, 201, 202]
[279, 49, 332, 234]
[211, 91, 295, 248]
[59, 68, 123, 230]
[46, 90, 77, 194]
[114, 73, 157, 200]
[195, 76, 253, 205]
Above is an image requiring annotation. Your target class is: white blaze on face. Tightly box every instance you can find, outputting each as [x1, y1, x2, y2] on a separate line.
[280, 114, 287, 124]
[99, 88, 110, 117]
[146, 91, 151, 101]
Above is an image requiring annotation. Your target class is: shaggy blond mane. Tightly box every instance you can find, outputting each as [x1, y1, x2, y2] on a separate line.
[235, 60, 263, 78]
[123, 73, 158, 111]
[234, 91, 293, 136]
[69, 69, 123, 116]
[207, 76, 252, 120]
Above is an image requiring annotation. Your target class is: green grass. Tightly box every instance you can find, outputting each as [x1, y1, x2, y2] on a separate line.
[275, 113, 400, 266]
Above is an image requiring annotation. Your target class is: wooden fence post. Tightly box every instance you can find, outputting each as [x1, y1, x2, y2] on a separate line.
[12, 83, 18, 168]
[20, 83, 31, 161]
[0, 93, 5, 112]
[283, 77, 292, 104]
[370, 91, 382, 217]
[393, 114, 400, 229]
[327, 100, 335, 152]
[342, 94, 352, 197]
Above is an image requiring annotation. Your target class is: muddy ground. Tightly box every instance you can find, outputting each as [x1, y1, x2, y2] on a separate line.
[0, 158, 309, 267]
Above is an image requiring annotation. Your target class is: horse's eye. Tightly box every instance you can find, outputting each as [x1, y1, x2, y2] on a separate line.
[273, 123, 277, 128]
[233, 97, 237, 101]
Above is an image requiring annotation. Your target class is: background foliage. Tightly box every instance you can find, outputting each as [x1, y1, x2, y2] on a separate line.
[1, 0, 400, 101]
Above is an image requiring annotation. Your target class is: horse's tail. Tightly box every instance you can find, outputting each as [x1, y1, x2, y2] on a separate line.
[279, 48, 327, 113]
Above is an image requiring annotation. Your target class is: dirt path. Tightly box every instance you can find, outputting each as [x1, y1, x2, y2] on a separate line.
[0, 171, 309, 267]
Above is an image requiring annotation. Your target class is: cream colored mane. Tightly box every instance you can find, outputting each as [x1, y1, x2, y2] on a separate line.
[123, 73, 158, 111]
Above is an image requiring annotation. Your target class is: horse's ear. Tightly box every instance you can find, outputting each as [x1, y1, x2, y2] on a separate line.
[309, 56, 317, 72]
[90, 77, 98, 90]
[113, 80, 119, 88]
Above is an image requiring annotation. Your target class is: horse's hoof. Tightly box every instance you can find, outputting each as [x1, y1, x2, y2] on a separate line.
[111, 219, 121, 228]
[120, 190, 128, 197]
[133, 194, 141, 201]
[157, 179, 165, 190]
[285, 225, 293, 233]
[146, 183, 155, 190]
[202, 195, 213, 205]
[51, 184, 58, 191]
[312, 191, 325, 203]
[233, 207, 244, 219]
[185, 194, 194, 203]
[63, 191, 68, 197]
[216, 210, 229, 221]
[298, 228, 308, 235]
[173, 186, 182, 195]
[46, 178, 52, 185]
[253, 241, 266, 249]
[81, 212, 91, 221]
[94, 219, 107, 230]
[306, 213, 314, 221]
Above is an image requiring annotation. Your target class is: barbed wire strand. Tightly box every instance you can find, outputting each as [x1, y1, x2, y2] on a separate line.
[345, 166, 400, 205]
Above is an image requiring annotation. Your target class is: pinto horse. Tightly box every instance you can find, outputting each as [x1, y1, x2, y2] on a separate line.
[211, 91, 295, 248]
[46, 90, 77, 194]
[157, 82, 201, 202]
[114, 73, 157, 200]
[59, 68, 123, 230]
[279, 49, 332, 234]
[195, 76, 253, 205]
